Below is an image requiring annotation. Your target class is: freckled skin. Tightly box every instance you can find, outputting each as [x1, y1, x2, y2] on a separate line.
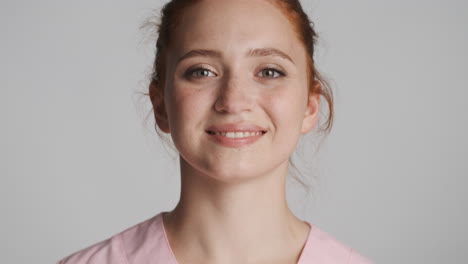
[151, 0, 321, 262]
[156, 0, 320, 183]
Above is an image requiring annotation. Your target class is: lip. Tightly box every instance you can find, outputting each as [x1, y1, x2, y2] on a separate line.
[205, 123, 267, 133]
[205, 123, 267, 148]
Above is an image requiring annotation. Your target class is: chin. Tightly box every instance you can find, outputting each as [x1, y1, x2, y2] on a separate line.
[203, 164, 268, 184]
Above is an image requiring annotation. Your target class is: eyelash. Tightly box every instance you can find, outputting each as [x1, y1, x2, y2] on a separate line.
[185, 67, 216, 79]
[258, 67, 286, 78]
[184, 67, 286, 79]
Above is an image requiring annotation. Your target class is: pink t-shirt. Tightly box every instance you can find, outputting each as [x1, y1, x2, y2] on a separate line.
[58, 211, 374, 264]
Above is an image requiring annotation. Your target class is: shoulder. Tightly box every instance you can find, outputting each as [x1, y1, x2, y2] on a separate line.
[299, 222, 374, 264]
[57, 235, 127, 264]
[57, 212, 173, 264]
[348, 248, 374, 264]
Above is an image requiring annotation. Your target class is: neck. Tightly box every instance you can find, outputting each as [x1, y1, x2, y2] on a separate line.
[162, 158, 310, 264]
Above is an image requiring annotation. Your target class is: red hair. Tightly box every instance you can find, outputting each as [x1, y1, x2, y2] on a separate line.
[149, 0, 334, 135]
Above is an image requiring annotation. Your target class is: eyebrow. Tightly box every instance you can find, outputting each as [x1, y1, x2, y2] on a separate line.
[176, 47, 295, 65]
[177, 49, 222, 64]
[247, 48, 295, 65]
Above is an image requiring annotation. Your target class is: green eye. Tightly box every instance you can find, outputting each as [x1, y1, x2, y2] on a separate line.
[186, 68, 216, 79]
[258, 68, 286, 78]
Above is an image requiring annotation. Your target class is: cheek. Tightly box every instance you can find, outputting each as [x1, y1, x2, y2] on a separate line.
[176, 93, 207, 115]
[260, 87, 306, 159]
[167, 87, 211, 133]
[266, 86, 307, 130]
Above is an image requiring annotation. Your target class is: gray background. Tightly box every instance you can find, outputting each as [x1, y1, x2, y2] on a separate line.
[2, 0, 467, 263]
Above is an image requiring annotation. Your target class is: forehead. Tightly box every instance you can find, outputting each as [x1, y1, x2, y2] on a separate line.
[170, 0, 303, 58]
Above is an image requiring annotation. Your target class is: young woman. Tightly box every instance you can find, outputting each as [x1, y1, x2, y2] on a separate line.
[58, 0, 373, 263]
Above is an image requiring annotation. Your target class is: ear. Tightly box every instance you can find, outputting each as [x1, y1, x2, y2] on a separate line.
[149, 81, 170, 133]
[300, 81, 321, 134]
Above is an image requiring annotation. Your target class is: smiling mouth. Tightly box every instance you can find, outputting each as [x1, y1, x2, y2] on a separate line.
[206, 130, 267, 138]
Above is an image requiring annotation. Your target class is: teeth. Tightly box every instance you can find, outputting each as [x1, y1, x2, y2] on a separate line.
[213, 131, 263, 138]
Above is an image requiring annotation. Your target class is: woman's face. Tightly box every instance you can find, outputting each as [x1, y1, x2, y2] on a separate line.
[155, 0, 320, 182]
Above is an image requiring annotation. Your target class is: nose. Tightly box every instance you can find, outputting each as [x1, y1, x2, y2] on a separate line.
[214, 75, 255, 114]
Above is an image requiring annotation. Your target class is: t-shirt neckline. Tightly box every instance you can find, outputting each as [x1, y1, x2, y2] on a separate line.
[157, 211, 314, 264]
